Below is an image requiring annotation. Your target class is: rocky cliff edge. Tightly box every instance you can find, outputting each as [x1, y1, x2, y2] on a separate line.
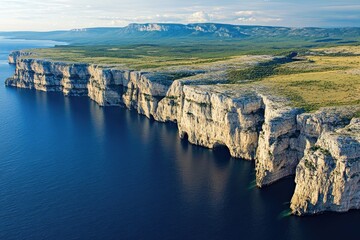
[6, 51, 360, 215]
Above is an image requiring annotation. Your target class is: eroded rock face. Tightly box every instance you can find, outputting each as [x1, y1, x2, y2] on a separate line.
[154, 80, 184, 122]
[6, 59, 90, 94]
[6, 55, 360, 216]
[255, 95, 303, 187]
[8, 51, 33, 64]
[121, 72, 172, 118]
[6, 59, 172, 119]
[176, 85, 264, 159]
[291, 118, 360, 215]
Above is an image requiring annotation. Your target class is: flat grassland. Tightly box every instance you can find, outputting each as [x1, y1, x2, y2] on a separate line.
[23, 44, 360, 112]
[27, 38, 350, 69]
[257, 48, 360, 111]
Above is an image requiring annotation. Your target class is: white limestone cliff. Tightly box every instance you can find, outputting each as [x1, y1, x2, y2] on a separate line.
[5, 54, 360, 216]
[255, 95, 303, 187]
[8, 51, 33, 64]
[291, 117, 360, 215]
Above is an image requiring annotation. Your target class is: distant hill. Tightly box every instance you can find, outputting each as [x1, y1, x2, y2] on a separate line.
[1, 23, 360, 45]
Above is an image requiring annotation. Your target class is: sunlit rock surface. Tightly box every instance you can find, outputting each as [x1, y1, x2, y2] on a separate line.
[6, 53, 360, 215]
[255, 95, 303, 187]
[291, 117, 360, 215]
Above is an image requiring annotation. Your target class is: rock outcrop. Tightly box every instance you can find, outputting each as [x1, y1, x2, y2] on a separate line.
[5, 54, 360, 216]
[176, 85, 265, 160]
[255, 95, 303, 187]
[291, 117, 360, 215]
[8, 51, 33, 64]
[6, 58, 173, 118]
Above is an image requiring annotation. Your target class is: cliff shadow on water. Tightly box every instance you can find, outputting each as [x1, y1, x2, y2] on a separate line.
[1, 76, 360, 240]
[4, 49, 360, 218]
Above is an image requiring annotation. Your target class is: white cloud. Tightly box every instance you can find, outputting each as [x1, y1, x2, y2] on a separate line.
[237, 16, 282, 24]
[187, 11, 212, 23]
[235, 11, 257, 16]
[233, 9, 283, 25]
[0, 0, 358, 30]
[237, 17, 257, 23]
[262, 17, 282, 23]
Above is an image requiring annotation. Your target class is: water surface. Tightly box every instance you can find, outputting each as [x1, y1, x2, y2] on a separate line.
[0, 38, 359, 240]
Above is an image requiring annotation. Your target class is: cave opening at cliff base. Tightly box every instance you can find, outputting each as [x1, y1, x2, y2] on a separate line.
[212, 142, 231, 159]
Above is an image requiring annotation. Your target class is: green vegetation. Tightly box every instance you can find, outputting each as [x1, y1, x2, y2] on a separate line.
[310, 145, 321, 152]
[228, 53, 298, 83]
[165, 72, 198, 81]
[29, 44, 241, 69]
[304, 159, 317, 171]
[18, 35, 360, 113]
[3, 23, 360, 47]
[310, 146, 331, 155]
[259, 49, 360, 111]
[26, 35, 359, 69]
[354, 111, 360, 118]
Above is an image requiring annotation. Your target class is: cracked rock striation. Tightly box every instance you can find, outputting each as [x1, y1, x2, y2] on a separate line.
[6, 52, 360, 215]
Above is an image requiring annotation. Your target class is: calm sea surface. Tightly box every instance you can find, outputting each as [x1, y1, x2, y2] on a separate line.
[0, 38, 359, 240]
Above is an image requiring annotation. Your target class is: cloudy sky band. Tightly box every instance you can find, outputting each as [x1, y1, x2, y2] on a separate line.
[0, 0, 359, 31]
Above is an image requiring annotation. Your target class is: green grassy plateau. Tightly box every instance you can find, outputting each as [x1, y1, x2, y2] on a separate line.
[15, 31, 360, 112]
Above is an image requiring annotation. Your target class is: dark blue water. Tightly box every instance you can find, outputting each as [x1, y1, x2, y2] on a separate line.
[0, 38, 359, 240]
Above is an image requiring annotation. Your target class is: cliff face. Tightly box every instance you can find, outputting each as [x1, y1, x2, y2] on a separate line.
[291, 117, 360, 215]
[6, 59, 90, 94]
[8, 51, 33, 64]
[255, 95, 303, 187]
[175, 85, 265, 160]
[6, 58, 172, 118]
[6, 54, 360, 215]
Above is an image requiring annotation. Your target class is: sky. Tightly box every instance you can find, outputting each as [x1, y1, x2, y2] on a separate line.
[0, 0, 359, 31]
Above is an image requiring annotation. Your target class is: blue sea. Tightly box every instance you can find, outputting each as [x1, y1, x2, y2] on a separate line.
[0, 37, 359, 240]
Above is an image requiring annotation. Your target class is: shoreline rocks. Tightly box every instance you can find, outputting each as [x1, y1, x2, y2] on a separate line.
[6, 52, 360, 216]
[291, 118, 360, 215]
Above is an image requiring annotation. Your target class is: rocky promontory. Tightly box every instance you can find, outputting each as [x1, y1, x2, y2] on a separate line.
[291, 117, 360, 215]
[6, 51, 360, 216]
[8, 50, 33, 64]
